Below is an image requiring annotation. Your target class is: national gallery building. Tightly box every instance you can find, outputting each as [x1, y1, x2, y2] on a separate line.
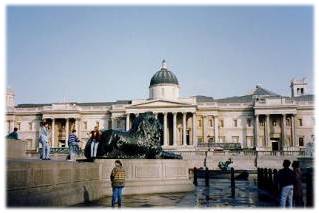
[6, 61, 314, 153]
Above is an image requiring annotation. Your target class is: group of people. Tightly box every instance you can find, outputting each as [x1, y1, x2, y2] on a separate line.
[278, 159, 304, 208]
[37, 121, 101, 161]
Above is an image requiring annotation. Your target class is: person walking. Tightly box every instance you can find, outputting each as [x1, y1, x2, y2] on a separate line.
[39, 122, 51, 160]
[278, 159, 296, 208]
[67, 129, 80, 162]
[292, 161, 304, 207]
[110, 160, 125, 208]
[90, 130, 100, 160]
[7, 127, 19, 140]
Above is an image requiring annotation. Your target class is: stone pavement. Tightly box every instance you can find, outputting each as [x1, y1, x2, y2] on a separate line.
[74, 177, 277, 208]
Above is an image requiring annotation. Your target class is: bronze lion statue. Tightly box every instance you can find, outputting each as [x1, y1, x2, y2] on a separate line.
[84, 112, 182, 159]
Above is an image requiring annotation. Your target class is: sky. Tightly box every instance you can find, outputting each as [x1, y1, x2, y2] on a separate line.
[6, 6, 313, 104]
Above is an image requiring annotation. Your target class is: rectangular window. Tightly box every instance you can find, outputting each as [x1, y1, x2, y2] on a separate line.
[232, 136, 239, 143]
[83, 121, 87, 130]
[246, 136, 254, 147]
[233, 120, 238, 127]
[209, 136, 215, 142]
[198, 120, 202, 128]
[286, 118, 291, 126]
[219, 136, 225, 143]
[209, 119, 213, 127]
[29, 122, 32, 131]
[17, 122, 21, 130]
[299, 137, 304, 147]
[273, 120, 277, 127]
[247, 119, 251, 127]
[260, 121, 265, 126]
[298, 119, 303, 126]
[219, 120, 224, 128]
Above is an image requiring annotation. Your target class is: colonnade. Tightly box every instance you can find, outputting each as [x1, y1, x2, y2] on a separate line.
[255, 114, 296, 150]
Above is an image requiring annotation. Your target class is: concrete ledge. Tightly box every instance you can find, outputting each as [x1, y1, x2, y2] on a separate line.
[7, 139, 27, 159]
[7, 159, 194, 207]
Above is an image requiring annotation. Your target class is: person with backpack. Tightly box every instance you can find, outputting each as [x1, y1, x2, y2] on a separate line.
[110, 160, 126, 208]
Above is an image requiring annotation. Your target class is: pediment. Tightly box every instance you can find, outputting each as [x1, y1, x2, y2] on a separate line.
[128, 100, 194, 109]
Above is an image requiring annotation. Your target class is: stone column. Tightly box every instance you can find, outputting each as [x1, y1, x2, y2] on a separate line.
[126, 113, 130, 131]
[192, 113, 197, 147]
[52, 118, 55, 148]
[173, 112, 177, 146]
[65, 118, 69, 147]
[214, 116, 219, 143]
[183, 113, 187, 146]
[203, 115, 208, 143]
[265, 114, 270, 148]
[282, 114, 286, 150]
[291, 115, 296, 148]
[76, 118, 80, 137]
[255, 115, 259, 148]
[163, 112, 168, 146]
[112, 118, 116, 129]
[7, 121, 11, 133]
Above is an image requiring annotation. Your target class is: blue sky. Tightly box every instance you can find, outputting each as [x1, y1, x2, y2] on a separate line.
[7, 6, 313, 104]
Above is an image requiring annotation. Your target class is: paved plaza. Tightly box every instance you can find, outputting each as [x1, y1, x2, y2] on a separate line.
[74, 178, 277, 208]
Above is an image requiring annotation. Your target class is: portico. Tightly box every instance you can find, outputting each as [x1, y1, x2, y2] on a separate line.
[254, 105, 297, 151]
[125, 100, 197, 149]
[43, 115, 81, 148]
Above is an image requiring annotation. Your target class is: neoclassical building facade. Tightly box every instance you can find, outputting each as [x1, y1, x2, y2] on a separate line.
[6, 61, 314, 152]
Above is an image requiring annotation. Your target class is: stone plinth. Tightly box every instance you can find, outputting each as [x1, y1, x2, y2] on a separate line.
[7, 139, 27, 159]
[7, 159, 194, 207]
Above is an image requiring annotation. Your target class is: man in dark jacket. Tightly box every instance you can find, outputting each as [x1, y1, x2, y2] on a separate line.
[7, 127, 18, 140]
[110, 160, 125, 207]
[278, 159, 296, 208]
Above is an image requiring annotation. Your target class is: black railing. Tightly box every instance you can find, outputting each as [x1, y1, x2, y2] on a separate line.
[257, 167, 313, 207]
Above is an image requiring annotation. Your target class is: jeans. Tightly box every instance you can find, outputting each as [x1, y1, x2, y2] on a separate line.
[41, 142, 50, 160]
[112, 187, 123, 207]
[280, 185, 294, 208]
[69, 143, 79, 161]
[90, 141, 99, 158]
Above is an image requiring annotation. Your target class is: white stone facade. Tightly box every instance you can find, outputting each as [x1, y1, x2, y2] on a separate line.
[5, 63, 314, 153]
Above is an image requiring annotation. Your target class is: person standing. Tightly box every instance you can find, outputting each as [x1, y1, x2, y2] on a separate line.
[67, 129, 80, 162]
[90, 130, 100, 159]
[278, 159, 296, 208]
[110, 160, 125, 208]
[39, 122, 51, 160]
[7, 127, 19, 140]
[292, 161, 304, 207]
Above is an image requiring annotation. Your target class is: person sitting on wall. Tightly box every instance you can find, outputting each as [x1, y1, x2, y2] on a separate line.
[6, 127, 19, 140]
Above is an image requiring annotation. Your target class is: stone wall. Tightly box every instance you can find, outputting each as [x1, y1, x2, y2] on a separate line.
[7, 139, 27, 159]
[7, 159, 194, 207]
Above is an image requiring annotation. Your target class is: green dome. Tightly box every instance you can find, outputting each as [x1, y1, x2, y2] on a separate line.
[150, 68, 179, 87]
